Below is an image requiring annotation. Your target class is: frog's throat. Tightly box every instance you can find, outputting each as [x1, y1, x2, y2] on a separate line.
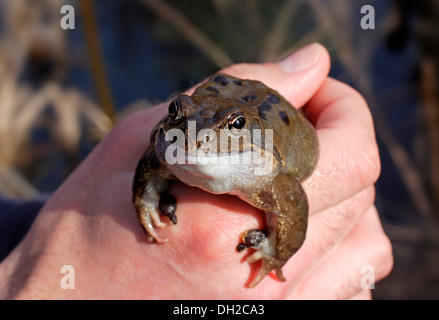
[165, 146, 278, 194]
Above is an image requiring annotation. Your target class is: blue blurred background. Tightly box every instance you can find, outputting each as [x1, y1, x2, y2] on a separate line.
[0, 0, 438, 299]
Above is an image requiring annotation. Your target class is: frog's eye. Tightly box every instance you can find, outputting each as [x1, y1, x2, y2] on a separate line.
[227, 114, 246, 132]
[231, 116, 245, 129]
[168, 99, 182, 120]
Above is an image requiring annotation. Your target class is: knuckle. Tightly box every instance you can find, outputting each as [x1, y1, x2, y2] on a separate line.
[361, 186, 377, 209]
[351, 135, 381, 187]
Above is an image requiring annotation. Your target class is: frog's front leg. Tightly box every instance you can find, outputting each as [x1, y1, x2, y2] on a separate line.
[239, 173, 308, 288]
[132, 145, 175, 243]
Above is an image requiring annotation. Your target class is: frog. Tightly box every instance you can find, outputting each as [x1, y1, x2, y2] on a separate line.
[132, 73, 319, 288]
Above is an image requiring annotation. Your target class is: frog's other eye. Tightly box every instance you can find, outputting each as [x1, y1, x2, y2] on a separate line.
[227, 114, 246, 133]
[168, 99, 182, 120]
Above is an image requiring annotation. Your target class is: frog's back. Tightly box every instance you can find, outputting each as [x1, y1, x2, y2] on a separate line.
[194, 73, 319, 181]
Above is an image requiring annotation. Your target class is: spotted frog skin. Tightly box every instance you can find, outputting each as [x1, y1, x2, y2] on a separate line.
[132, 73, 318, 287]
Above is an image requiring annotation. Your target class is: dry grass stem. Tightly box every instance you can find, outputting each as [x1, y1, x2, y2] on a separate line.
[139, 0, 233, 68]
[261, 0, 303, 62]
[277, 29, 325, 61]
[0, 166, 39, 199]
[0, 0, 113, 197]
[79, 0, 116, 125]
[420, 59, 439, 212]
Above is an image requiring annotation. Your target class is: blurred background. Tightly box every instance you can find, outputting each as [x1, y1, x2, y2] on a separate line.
[0, 0, 438, 299]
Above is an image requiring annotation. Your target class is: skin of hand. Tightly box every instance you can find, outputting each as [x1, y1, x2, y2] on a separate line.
[0, 43, 393, 299]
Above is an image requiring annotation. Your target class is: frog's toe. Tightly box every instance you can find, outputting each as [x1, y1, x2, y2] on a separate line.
[246, 249, 270, 288]
[248, 262, 270, 288]
[144, 221, 169, 244]
[247, 250, 264, 263]
[275, 268, 286, 282]
[150, 209, 167, 228]
[243, 235, 287, 287]
[138, 209, 169, 244]
[248, 255, 285, 288]
[247, 252, 287, 288]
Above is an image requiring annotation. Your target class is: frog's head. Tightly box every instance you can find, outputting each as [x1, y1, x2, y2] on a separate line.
[155, 94, 279, 193]
[161, 94, 258, 153]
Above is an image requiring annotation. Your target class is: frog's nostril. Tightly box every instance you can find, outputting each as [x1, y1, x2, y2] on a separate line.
[196, 134, 211, 148]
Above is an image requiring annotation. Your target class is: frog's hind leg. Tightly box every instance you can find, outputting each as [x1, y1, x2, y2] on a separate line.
[238, 173, 309, 288]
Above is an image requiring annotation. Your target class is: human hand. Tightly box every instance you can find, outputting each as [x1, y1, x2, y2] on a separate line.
[0, 43, 392, 299]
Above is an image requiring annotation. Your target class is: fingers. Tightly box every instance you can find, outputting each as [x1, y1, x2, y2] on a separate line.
[303, 78, 381, 215]
[285, 206, 393, 300]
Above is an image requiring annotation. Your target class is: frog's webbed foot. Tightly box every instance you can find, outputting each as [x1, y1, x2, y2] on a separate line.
[238, 229, 286, 288]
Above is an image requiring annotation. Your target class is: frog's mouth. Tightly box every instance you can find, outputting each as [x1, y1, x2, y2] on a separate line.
[156, 128, 278, 192]
[159, 138, 276, 174]
[158, 121, 278, 169]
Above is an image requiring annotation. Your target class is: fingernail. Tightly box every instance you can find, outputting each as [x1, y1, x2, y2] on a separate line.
[277, 43, 322, 73]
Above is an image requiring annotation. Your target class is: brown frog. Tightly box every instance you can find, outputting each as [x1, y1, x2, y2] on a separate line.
[132, 73, 318, 287]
